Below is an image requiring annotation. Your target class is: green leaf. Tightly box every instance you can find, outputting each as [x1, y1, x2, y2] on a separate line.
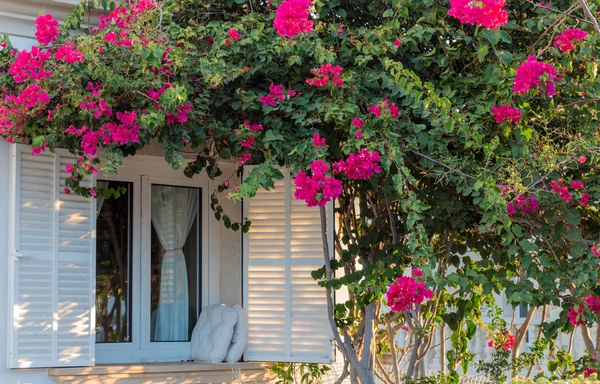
[476, 45, 489, 63]
[565, 209, 581, 225]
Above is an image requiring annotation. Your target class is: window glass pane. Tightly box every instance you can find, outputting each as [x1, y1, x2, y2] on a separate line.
[150, 185, 201, 342]
[96, 181, 132, 343]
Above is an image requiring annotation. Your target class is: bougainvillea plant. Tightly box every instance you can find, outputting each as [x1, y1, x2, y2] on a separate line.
[0, 0, 599, 381]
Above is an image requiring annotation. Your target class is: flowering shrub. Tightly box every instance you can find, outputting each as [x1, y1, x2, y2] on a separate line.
[0, 0, 598, 381]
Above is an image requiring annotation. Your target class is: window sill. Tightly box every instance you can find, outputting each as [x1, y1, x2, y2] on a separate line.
[48, 362, 275, 384]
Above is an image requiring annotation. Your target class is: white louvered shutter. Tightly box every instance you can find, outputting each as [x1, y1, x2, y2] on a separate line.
[9, 144, 95, 368]
[243, 167, 333, 363]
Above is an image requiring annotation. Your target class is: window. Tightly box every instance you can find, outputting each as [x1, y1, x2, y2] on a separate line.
[149, 185, 202, 342]
[96, 181, 133, 343]
[95, 176, 207, 363]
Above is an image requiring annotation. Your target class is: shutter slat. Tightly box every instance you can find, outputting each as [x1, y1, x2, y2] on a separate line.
[9, 145, 95, 369]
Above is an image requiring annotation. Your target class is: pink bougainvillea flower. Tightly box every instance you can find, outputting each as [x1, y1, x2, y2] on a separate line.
[488, 333, 515, 351]
[259, 83, 287, 106]
[31, 141, 48, 156]
[352, 118, 364, 128]
[570, 181, 584, 190]
[568, 304, 586, 326]
[240, 135, 255, 148]
[65, 164, 75, 175]
[584, 368, 597, 378]
[393, 39, 401, 47]
[448, 0, 508, 29]
[389, 103, 400, 118]
[104, 31, 118, 43]
[584, 295, 600, 313]
[355, 131, 363, 139]
[578, 156, 587, 163]
[513, 56, 558, 96]
[239, 152, 252, 164]
[368, 105, 381, 117]
[64, 188, 71, 195]
[228, 28, 241, 40]
[554, 28, 588, 53]
[412, 268, 423, 277]
[306, 63, 344, 88]
[273, 0, 314, 38]
[9, 46, 52, 83]
[312, 133, 327, 147]
[580, 193, 591, 207]
[90, 188, 97, 197]
[491, 105, 521, 123]
[54, 43, 85, 63]
[334, 149, 382, 180]
[294, 160, 342, 207]
[592, 244, 600, 257]
[386, 275, 433, 312]
[35, 14, 59, 45]
[506, 194, 539, 215]
[549, 179, 572, 203]
[506, 203, 517, 215]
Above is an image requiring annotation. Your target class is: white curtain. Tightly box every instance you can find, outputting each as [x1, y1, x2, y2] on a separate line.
[151, 185, 198, 341]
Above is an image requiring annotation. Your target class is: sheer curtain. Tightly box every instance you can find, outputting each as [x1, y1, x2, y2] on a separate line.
[151, 185, 198, 341]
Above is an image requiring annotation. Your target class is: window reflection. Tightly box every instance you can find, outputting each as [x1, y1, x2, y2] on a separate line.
[96, 181, 132, 343]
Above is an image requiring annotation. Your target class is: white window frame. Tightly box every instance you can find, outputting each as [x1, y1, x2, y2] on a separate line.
[95, 157, 220, 364]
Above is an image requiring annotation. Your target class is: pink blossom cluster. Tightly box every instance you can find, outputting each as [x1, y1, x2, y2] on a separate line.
[95, 0, 155, 33]
[305, 64, 344, 88]
[313, 133, 326, 147]
[226, 29, 241, 46]
[368, 98, 399, 118]
[487, 332, 515, 351]
[9, 46, 52, 83]
[54, 43, 85, 64]
[592, 244, 600, 257]
[333, 149, 382, 180]
[554, 28, 588, 53]
[447, 0, 509, 29]
[294, 160, 342, 207]
[79, 97, 113, 119]
[584, 295, 600, 313]
[491, 105, 521, 124]
[87, 82, 102, 97]
[273, 0, 314, 38]
[568, 304, 586, 326]
[66, 113, 140, 156]
[166, 102, 191, 124]
[35, 14, 59, 45]
[549, 179, 573, 203]
[584, 368, 598, 378]
[243, 120, 264, 132]
[259, 83, 286, 106]
[548, 179, 589, 206]
[506, 194, 539, 215]
[4, 84, 51, 109]
[238, 152, 252, 164]
[386, 273, 434, 312]
[512, 56, 559, 96]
